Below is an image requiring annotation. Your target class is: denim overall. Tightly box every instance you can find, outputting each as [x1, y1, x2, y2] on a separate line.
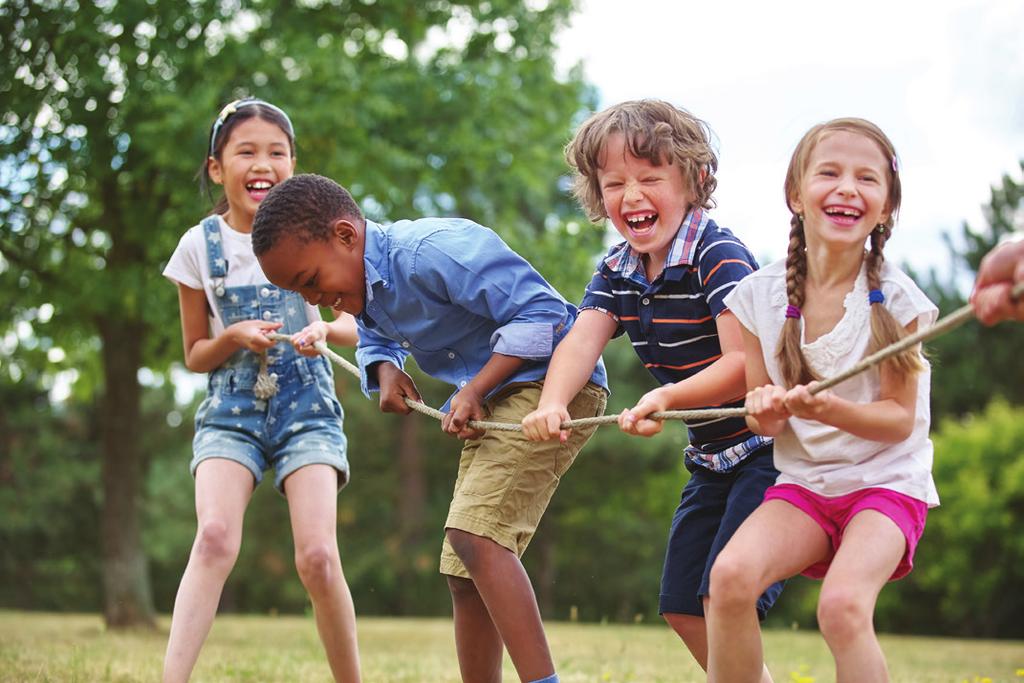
[190, 216, 349, 492]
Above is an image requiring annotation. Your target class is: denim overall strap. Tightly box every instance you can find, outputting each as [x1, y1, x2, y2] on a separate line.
[202, 216, 228, 298]
[202, 216, 280, 398]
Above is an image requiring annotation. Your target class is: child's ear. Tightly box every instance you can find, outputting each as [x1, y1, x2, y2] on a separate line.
[788, 193, 804, 216]
[332, 219, 359, 247]
[207, 156, 224, 185]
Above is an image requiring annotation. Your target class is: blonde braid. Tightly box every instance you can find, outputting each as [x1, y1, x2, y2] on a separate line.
[775, 214, 818, 387]
[865, 228, 925, 379]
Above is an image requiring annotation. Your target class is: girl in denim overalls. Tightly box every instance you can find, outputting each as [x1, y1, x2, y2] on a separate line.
[161, 99, 362, 683]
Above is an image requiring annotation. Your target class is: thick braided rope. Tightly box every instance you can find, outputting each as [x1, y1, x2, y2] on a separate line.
[268, 280, 1022, 433]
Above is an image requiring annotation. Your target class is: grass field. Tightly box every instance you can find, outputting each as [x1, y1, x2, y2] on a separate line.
[0, 611, 1021, 682]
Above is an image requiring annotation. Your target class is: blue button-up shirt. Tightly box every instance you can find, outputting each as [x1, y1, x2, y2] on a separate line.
[355, 218, 608, 410]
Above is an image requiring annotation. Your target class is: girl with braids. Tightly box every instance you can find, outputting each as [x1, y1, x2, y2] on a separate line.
[705, 118, 938, 683]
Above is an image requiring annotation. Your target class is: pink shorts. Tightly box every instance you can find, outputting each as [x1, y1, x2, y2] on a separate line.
[764, 484, 928, 581]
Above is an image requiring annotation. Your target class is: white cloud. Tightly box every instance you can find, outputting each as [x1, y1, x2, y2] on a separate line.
[557, 0, 1024, 274]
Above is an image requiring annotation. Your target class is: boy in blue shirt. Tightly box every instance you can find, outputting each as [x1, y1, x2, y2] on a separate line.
[522, 100, 782, 682]
[252, 173, 607, 683]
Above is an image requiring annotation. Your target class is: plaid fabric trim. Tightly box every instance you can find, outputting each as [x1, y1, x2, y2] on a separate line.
[603, 208, 710, 276]
[686, 433, 772, 473]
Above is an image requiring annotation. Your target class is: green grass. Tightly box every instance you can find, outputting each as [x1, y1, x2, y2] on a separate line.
[0, 611, 1021, 682]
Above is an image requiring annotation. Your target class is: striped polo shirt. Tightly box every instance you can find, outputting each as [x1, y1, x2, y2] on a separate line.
[580, 208, 769, 472]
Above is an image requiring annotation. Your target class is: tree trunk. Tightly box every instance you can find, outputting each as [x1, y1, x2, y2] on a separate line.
[395, 413, 426, 614]
[396, 413, 426, 549]
[535, 526, 557, 618]
[98, 316, 156, 629]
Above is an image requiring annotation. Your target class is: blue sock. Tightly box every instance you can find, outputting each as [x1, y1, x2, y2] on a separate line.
[528, 675, 558, 683]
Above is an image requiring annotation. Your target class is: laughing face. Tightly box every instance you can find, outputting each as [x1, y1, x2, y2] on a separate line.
[208, 117, 295, 232]
[257, 219, 367, 316]
[790, 130, 891, 254]
[596, 132, 694, 280]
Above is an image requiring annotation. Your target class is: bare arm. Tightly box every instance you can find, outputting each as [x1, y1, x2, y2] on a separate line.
[620, 310, 747, 437]
[739, 323, 790, 437]
[177, 284, 279, 373]
[521, 309, 617, 442]
[325, 310, 359, 347]
[290, 309, 359, 356]
[445, 352, 527, 439]
[783, 320, 920, 443]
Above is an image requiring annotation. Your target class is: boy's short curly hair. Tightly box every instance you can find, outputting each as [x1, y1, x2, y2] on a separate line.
[565, 99, 718, 222]
[252, 174, 364, 257]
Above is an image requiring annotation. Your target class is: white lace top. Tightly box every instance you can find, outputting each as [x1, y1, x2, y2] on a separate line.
[725, 258, 940, 506]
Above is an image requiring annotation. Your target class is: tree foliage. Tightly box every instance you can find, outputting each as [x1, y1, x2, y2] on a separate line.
[4, 0, 1023, 639]
[919, 163, 1024, 420]
[0, 0, 601, 628]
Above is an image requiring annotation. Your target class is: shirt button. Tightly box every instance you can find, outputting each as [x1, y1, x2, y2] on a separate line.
[401, 341, 410, 348]
[260, 287, 271, 297]
[641, 298, 650, 305]
[448, 352, 455, 359]
[262, 311, 273, 321]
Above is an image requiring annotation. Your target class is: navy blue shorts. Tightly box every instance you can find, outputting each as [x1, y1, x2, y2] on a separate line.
[659, 442, 784, 619]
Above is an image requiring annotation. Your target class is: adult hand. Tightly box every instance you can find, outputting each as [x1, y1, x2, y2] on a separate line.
[971, 238, 1024, 325]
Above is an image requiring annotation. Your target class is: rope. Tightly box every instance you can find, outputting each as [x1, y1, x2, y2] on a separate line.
[267, 280, 1023, 433]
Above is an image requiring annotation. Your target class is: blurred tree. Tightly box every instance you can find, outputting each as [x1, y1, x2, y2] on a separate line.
[0, 0, 601, 627]
[875, 400, 1024, 637]
[918, 163, 1024, 420]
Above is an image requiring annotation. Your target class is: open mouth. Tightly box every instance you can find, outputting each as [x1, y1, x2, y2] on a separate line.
[624, 211, 658, 233]
[823, 206, 862, 225]
[246, 179, 274, 201]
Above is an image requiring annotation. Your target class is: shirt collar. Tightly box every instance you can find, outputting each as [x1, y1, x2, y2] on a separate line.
[603, 207, 710, 277]
[363, 220, 390, 303]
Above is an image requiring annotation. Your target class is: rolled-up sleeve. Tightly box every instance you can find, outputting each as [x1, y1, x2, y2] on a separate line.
[354, 323, 408, 397]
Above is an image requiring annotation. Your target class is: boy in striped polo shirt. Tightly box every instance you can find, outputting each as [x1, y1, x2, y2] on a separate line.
[522, 100, 782, 681]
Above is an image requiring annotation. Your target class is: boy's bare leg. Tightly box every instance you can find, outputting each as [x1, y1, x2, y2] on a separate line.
[665, 610, 773, 682]
[446, 529, 554, 682]
[447, 575, 504, 683]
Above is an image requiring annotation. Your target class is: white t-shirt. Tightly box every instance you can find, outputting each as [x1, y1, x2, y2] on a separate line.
[162, 214, 322, 336]
[725, 258, 940, 506]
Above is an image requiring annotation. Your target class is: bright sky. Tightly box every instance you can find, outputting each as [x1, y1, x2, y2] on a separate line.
[555, 0, 1024, 276]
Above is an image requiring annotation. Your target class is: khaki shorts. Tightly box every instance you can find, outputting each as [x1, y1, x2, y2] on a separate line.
[439, 380, 607, 578]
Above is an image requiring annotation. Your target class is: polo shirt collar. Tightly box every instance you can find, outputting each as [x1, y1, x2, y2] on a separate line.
[603, 208, 710, 278]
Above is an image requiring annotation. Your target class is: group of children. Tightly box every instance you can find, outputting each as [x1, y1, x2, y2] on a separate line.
[160, 95, 1023, 683]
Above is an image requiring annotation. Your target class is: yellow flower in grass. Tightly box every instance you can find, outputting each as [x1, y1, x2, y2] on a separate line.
[789, 664, 815, 683]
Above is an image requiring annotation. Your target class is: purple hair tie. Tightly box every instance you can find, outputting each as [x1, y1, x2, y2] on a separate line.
[785, 304, 801, 319]
[868, 289, 885, 305]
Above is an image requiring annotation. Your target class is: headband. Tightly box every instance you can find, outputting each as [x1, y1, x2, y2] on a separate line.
[208, 97, 295, 156]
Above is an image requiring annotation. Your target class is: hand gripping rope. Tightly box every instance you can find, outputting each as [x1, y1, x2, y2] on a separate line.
[266, 281, 1023, 433]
